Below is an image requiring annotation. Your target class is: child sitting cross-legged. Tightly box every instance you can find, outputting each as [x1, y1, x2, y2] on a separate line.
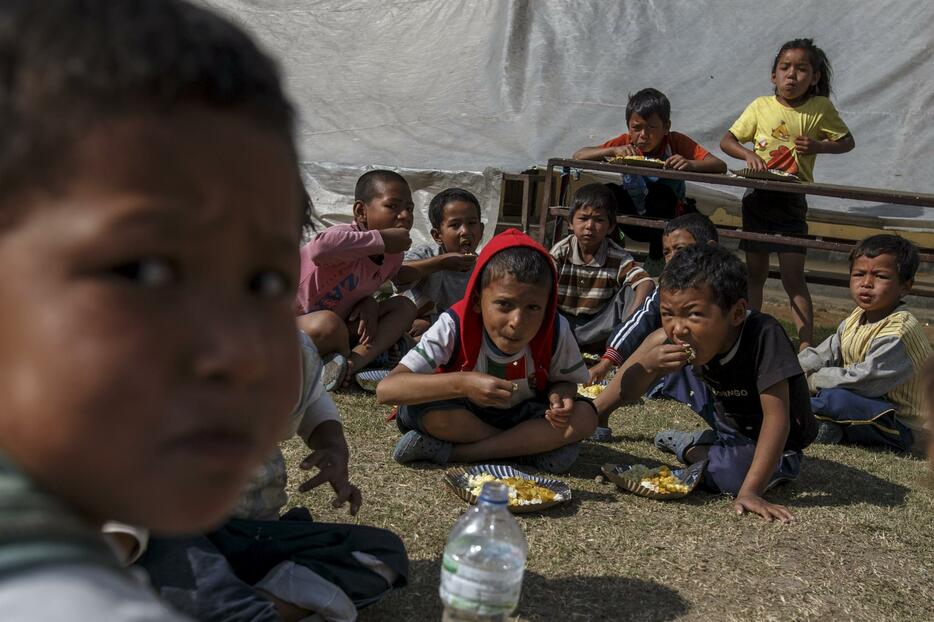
[393, 187, 484, 339]
[550, 183, 655, 353]
[799, 235, 933, 452]
[295, 170, 418, 390]
[377, 229, 598, 474]
[588, 213, 719, 441]
[595, 245, 817, 522]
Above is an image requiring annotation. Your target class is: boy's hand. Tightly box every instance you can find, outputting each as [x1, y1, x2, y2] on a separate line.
[610, 145, 641, 157]
[545, 393, 574, 429]
[462, 372, 515, 408]
[348, 298, 378, 346]
[380, 227, 412, 254]
[733, 492, 794, 523]
[744, 152, 768, 171]
[299, 443, 362, 516]
[587, 358, 613, 385]
[664, 154, 694, 171]
[440, 252, 478, 272]
[642, 343, 690, 376]
[793, 135, 822, 156]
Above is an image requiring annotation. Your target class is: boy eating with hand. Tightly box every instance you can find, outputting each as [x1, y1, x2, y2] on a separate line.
[595, 245, 816, 522]
[589, 213, 718, 441]
[799, 235, 932, 452]
[394, 188, 484, 338]
[377, 229, 597, 474]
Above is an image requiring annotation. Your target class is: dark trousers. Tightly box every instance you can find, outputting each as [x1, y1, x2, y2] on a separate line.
[608, 182, 680, 260]
[138, 514, 408, 621]
[811, 388, 913, 452]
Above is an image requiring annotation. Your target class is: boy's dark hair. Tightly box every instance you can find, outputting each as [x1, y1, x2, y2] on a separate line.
[480, 247, 553, 292]
[428, 187, 481, 229]
[660, 244, 747, 310]
[772, 38, 833, 98]
[626, 88, 671, 125]
[0, 0, 294, 224]
[849, 234, 920, 284]
[664, 213, 719, 245]
[354, 170, 409, 204]
[569, 183, 617, 223]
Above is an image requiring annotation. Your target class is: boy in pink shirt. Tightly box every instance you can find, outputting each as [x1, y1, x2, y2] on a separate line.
[296, 170, 418, 389]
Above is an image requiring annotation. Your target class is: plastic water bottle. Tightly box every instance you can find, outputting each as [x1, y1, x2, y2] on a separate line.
[440, 482, 528, 621]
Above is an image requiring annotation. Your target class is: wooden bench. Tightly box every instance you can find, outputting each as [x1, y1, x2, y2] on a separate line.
[546, 206, 934, 298]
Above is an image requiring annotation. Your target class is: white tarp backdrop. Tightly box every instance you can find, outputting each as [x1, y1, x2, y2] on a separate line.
[205, 0, 934, 236]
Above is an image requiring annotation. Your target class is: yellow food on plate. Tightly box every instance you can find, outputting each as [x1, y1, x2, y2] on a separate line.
[577, 383, 605, 398]
[638, 466, 689, 494]
[466, 473, 562, 506]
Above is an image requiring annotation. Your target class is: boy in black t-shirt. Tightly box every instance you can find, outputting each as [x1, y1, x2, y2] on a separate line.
[596, 245, 816, 522]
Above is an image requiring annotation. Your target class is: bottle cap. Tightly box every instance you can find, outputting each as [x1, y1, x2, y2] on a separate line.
[477, 481, 509, 506]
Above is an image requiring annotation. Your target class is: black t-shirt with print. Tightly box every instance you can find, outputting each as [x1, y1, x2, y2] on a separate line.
[699, 311, 816, 450]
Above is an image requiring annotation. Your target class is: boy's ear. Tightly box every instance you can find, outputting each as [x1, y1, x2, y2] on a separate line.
[729, 299, 748, 326]
[900, 277, 914, 297]
[352, 200, 368, 228]
[471, 290, 482, 314]
[664, 119, 672, 133]
[430, 227, 443, 246]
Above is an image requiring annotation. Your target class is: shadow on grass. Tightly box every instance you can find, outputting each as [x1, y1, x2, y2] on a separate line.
[521, 570, 689, 621]
[771, 456, 910, 508]
[369, 559, 689, 622]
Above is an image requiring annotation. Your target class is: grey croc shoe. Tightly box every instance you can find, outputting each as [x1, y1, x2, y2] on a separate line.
[654, 428, 718, 464]
[392, 430, 453, 465]
[320, 353, 348, 392]
[517, 443, 581, 474]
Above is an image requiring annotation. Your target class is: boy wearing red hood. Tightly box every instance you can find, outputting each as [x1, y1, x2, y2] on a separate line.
[376, 230, 597, 473]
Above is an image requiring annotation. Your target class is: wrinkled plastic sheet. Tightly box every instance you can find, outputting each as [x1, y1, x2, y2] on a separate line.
[206, 0, 934, 233]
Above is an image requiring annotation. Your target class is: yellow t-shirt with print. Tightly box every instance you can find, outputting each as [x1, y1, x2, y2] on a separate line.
[728, 95, 850, 182]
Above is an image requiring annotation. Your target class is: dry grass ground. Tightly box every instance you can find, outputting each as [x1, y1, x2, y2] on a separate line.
[283, 389, 934, 622]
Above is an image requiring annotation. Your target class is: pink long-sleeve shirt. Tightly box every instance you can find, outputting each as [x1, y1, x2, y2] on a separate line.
[294, 223, 404, 319]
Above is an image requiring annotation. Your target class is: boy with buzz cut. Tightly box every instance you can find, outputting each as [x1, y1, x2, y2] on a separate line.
[0, 0, 307, 619]
[573, 88, 726, 275]
[799, 235, 933, 452]
[377, 229, 597, 474]
[589, 212, 718, 441]
[595, 245, 817, 522]
[551, 183, 654, 352]
[394, 187, 484, 338]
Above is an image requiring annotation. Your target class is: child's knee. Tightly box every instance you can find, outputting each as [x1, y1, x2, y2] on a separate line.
[382, 295, 418, 323]
[567, 402, 599, 441]
[297, 310, 345, 337]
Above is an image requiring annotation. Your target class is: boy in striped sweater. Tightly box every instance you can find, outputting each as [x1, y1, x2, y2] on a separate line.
[799, 235, 932, 452]
[550, 184, 654, 352]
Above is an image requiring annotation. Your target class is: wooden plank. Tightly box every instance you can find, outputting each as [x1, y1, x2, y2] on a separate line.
[547, 158, 934, 208]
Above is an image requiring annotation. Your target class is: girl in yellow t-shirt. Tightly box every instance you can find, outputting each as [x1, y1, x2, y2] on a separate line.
[720, 38, 855, 351]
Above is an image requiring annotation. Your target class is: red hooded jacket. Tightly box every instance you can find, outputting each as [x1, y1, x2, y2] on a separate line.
[442, 228, 559, 391]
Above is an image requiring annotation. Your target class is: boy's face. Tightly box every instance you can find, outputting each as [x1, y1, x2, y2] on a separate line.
[660, 284, 746, 366]
[354, 180, 414, 232]
[570, 205, 611, 254]
[662, 229, 698, 264]
[849, 253, 911, 319]
[627, 112, 670, 155]
[474, 274, 550, 356]
[431, 200, 483, 254]
[0, 108, 302, 533]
